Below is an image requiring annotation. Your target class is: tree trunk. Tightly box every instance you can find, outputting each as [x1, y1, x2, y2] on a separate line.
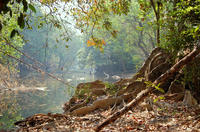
[150, 0, 160, 46]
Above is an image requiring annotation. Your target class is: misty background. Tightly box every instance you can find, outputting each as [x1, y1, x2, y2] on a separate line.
[0, 1, 155, 129]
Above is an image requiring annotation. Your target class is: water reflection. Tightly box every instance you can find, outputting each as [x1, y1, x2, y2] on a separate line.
[0, 72, 134, 129]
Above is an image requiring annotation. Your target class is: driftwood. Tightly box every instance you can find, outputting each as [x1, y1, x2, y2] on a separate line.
[95, 45, 200, 132]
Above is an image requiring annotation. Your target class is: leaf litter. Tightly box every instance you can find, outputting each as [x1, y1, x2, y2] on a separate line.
[15, 94, 200, 132]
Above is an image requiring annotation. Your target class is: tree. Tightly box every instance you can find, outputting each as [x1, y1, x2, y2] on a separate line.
[20, 8, 83, 77]
[0, 6, 24, 71]
[76, 0, 156, 77]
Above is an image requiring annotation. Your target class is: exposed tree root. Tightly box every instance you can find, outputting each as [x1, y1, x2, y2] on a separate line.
[95, 45, 200, 131]
[131, 47, 164, 81]
[71, 91, 139, 116]
[62, 47, 170, 116]
[63, 47, 171, 115]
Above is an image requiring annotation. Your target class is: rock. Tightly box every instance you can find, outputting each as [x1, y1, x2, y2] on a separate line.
[91, 89, 106, 96]
[76, 80, 106, 96]
[112, 75, 121, 80]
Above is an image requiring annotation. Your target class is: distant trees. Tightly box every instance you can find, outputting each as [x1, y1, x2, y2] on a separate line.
[77, 1, 155, 76]
[20, 19, 83, 77]
[1, 0, 200, 85]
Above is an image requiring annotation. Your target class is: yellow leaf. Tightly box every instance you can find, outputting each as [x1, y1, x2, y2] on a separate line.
[87, 40, 96, 47]
[102, 40, 106, 45]
[87, 40, 91, 46]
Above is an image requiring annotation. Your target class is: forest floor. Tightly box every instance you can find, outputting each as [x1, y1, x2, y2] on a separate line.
[15, 47, 200, 132]
[15, 94, 200, 132]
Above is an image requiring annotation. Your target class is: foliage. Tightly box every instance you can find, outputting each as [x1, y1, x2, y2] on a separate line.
[153, 96, 165, 103]
[0, 0, 36, 36]
[104, 82, 121, 95]
[77, 43, 138, 76]
[137, 0, 200, 56]
[75, 84, 91, 99]
[77, 1, 155, 76]
[1, 0, 153, 54]
[0, 5, 24, 71]
[26, 0, 132, 50]
[162, 0, 200, 55]
[145, 81, 165, 93]
[1, 0, 199, 55]
[19, 6, 83, 77]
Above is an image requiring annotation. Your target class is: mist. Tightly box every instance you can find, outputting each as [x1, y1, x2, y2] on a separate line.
[0, 0, 154, 129]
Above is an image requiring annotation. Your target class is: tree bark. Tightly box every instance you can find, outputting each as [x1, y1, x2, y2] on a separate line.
[150, 0, 160, 45]
[131, 47, 163, 81]
[94, 45, 200, 132]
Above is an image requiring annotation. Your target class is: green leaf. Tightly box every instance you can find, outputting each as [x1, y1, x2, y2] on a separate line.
[29, 4, 36, 13]
[157, 83, 161, 87]
[159, 96, 165, 100]
[153, 98, 159, 103]
[194, 26, 199, 33]
[153, 96, 165, 103]
[155, 85, 165, 93]
[65, 45, 69, 48]
[144, 81, 153, 88]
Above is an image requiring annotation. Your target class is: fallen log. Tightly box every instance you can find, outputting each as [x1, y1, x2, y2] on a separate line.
[95, 45, 200, 132]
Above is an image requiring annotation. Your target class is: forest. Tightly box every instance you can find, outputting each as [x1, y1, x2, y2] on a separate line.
[1, 0, 200, 131]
